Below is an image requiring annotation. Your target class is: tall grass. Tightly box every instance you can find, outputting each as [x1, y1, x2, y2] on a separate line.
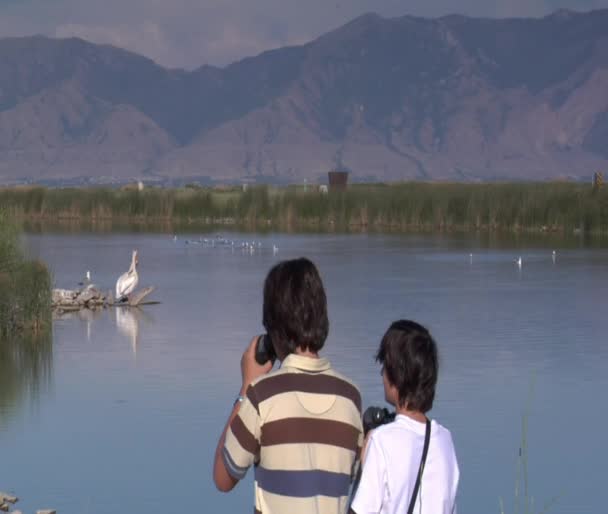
[499, 380, 560, 514]
[0, 210, 51, 337]
[1, 182, 608, 234]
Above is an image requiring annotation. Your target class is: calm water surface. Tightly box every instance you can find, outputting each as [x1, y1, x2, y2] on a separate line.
[1, 232, 607, 514]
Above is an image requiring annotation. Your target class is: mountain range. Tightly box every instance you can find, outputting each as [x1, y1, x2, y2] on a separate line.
[1, 8, 607, 185]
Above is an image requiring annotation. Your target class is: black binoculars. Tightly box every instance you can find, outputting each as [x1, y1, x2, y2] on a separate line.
[255, 334, 276, 365]
[363, 406, 396, 434]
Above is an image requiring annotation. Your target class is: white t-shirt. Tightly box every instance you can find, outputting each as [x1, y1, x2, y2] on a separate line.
[351, 414, 459, 514]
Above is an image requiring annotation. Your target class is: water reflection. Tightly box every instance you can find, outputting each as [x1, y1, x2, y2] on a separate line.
[53, 306, 154, 355]
[53, 308, 104, 342]
[0, 331, 53, 431]
[115, 307, 154, 355]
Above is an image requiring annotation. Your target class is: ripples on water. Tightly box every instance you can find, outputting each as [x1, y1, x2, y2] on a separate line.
[1, 231, 607, 514]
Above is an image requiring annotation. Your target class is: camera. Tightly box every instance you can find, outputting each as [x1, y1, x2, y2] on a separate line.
[363, 406, 396, 434]
[255, 334, 276, 365]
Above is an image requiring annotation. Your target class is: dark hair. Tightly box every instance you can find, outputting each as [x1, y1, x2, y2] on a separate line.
[376, 320, 438, 413]
[263, 258, 329, 356]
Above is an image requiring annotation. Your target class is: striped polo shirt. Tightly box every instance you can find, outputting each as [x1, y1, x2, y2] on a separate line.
[223, 353, 363, 514]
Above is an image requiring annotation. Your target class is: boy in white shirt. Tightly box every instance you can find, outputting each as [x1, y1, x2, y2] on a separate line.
[351, 320, 459, 514]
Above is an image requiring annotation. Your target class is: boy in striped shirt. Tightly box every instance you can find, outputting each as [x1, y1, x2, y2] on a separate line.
[213, 258, 363, 514]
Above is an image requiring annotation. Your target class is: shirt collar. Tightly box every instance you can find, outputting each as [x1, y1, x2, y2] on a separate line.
[395, 413, 433, 435]
[282, 353, 331, 372]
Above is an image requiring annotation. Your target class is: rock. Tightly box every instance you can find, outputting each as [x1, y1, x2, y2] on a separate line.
[0, 493, 17, 504]
[0, 504, 8, 512]
[36, 510, 57, 514]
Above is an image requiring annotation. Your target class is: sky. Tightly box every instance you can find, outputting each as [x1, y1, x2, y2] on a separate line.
[1, 0, 607, 69]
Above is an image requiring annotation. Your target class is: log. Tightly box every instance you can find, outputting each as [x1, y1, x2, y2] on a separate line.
[37, 511, 57, 514]
[128, 286, 155, 306]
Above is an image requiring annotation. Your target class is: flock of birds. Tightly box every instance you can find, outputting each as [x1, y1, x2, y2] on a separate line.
[174, 234, 279, 254]
[468, 249, 557, 269]
[79, 234, 280, 304]
[78, 244, 558, 306]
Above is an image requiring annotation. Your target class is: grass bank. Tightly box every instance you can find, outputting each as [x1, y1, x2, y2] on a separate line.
[0, 211, 52, 337]
[2, 182, 608, 234]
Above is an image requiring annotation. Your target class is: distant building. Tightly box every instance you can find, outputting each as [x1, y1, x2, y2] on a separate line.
[328, 170, 349, 192]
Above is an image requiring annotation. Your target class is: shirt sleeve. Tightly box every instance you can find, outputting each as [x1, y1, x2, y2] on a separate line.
[222, 385, 262, 481]
[351, 420, 364, 481]
[351, 434, 386, 514]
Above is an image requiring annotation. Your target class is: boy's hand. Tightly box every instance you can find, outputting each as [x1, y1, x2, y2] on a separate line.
[240, 336, 273, 393]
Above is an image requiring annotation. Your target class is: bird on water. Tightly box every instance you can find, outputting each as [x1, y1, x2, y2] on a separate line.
[78, 270, 92, 287]
[116, 250, 139, 302]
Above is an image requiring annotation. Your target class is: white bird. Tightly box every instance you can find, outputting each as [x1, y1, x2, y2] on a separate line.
[116, 250, 139, 301]
[516, 256, 522, 269]
[552, 250, 556, 264]
[78, 270, 92, 287]
[469, 253, 473, 264]
[273, 244, 279, 254]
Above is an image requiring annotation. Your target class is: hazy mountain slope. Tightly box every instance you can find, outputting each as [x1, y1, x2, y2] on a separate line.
[1, 9, 607, 183]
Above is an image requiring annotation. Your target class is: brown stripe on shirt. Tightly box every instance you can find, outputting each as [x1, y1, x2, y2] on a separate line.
[246, 384, 260, 413]
[253, 373, 362, 412]
[231, 414, 259, 455]
[261, 417, 360, 452]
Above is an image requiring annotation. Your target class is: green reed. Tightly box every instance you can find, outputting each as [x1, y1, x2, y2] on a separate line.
[0, 210, 52, 337]
[1, 182, 607, 233]
[499, 380, 560, 514]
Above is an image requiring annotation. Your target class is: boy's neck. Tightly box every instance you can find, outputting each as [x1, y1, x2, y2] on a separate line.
[294, 347, 319, 359]
[395, 405, 427, 424]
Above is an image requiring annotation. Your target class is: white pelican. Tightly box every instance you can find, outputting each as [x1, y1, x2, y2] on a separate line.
[516, 256, 522, 269]
[552, 250, 556, 264]
[116, 250, 139, 301]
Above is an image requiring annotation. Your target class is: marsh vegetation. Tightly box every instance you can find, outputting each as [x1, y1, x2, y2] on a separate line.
[1, 182, 607, 234]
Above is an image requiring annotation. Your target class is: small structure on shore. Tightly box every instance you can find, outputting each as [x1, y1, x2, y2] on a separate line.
[328, 170, 349, 192]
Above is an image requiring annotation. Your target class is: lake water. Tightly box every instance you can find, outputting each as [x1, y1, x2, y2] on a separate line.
[1, 231, 607, 514]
